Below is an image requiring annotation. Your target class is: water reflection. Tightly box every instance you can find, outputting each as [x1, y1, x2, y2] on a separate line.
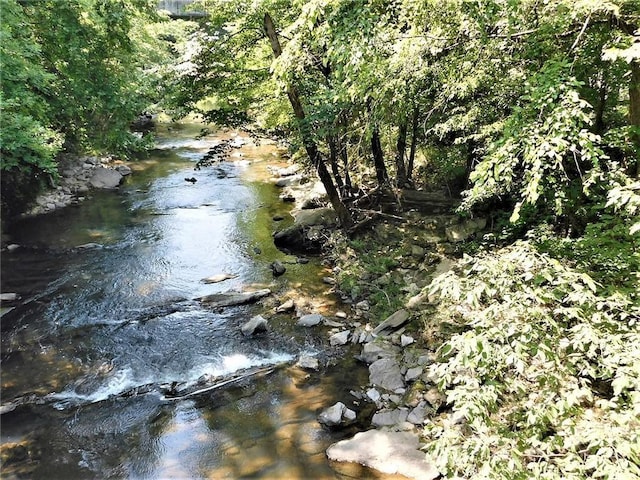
[0, 124, 378, 479]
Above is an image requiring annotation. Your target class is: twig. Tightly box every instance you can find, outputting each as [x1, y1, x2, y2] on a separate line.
[569, 15, 591, 53]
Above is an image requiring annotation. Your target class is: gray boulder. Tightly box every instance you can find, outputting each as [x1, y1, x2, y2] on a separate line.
[369, 357, 405, 391]
[358, 342, 399, 364]
[329, 330, 350, 346]
[318, 402, 356, 428]
[445, 217, 487, 242]
[269, 260, 286, 277]
[371, 408, 409, 427]
[326, 430, 439, 480]
[89, 167, 123, 189]
[297, 313, 324, 327]
[407, 404, 430, 425]
[241, 315, 268, 336]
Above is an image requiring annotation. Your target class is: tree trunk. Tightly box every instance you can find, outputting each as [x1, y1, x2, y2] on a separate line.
[407, 106, 419, 181]
[328, 135, 344, 191]
[630, 60, 640, 178]
[371, 125, 389, 186]
[395, 118, 408, 187]
[263, 13, 353, 228]
[338, 113, 353, 194]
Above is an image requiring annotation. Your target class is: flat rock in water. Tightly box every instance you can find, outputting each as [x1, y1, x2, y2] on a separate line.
[326, 430, 439, 480]
[241, 315, 268, 336]
[198, 289, 271, 307]
[296, 354, 320, 371]
[297, 314, 324, 327]
[76, 242, 104, 250]
[373, 309, 410, 335]
[201, 273, 238, 284]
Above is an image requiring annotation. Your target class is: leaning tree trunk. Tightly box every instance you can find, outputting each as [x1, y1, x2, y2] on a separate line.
[328, 135, 345, 192]
[263, 13, 353, 228]
[630, 60, 640, 178]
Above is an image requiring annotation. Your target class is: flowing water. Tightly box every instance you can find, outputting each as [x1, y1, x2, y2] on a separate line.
[0, 124, 385, 479]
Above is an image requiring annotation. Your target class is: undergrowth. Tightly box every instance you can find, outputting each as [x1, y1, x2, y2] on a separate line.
[422, 241, 640, 479]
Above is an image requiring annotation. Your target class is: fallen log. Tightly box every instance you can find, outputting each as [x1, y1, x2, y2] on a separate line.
[161, 364, 279, 401]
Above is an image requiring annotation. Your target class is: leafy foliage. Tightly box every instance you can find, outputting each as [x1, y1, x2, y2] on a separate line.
[1, 0, 173, 215]
[423, 242, 640, 479]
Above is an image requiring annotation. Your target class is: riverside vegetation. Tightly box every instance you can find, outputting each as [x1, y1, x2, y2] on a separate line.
[2, 0, 639, 479]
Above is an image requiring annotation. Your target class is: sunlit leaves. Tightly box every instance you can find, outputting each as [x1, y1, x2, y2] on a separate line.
[423, 241, 640, 479]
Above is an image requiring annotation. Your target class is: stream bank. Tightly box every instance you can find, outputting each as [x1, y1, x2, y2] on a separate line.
[2, 122, 440, 479]
[1, 121, 487, 479]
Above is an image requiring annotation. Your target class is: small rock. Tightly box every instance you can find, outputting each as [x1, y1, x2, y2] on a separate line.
[272, 215, 285, 221]
[343, 408, 356, 422]
[297, 354, 320, 371]
[355, 300, 370, 311]
[322, 276, 336, 285]
[366, 388, 381, 402]
[318, 402, 356, 428]
[275, 299, 295, 313]
[329, 330, 350, 346]
[297, 314, 324, 327]
[6, 244, 20, 252]
[405, 367, 423, 382]
[241, 315, 268, 336]
[407, 404, 429, 425]
[424, 388, 446, 409]
[269, 260, 286, 277]
[401, 335, 415, 347]
[410, 245, 425, 258]
[335, 311, 347, 319]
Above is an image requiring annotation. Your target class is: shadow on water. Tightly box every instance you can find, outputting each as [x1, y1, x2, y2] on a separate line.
[0, 124, 401, 479]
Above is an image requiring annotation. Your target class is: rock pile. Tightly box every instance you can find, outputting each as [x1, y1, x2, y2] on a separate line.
[24, 154, 131, 216]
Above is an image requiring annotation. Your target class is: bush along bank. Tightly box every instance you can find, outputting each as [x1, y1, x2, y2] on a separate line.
[314, 212, 639, 479]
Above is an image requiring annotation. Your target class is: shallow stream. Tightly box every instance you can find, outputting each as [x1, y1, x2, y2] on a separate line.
[0, 124, 387, 479]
